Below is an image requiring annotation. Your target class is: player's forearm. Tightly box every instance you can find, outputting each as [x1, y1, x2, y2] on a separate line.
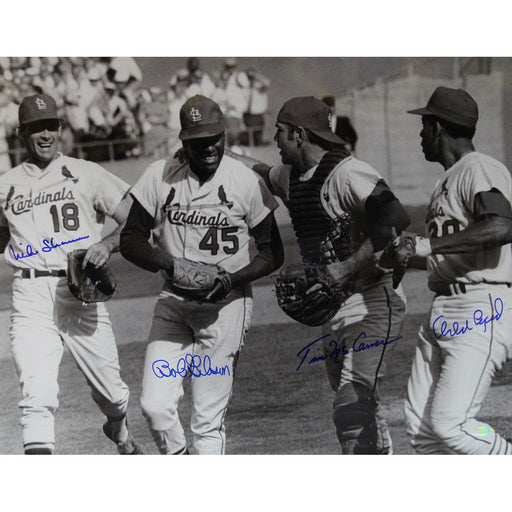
[120, 226, 173, 273]
[230, 215, 284, 287]
[224, 148, 271, 178]
[100, 223, 124, 253]
[347, 238, 376, 273]
[120, 198, 173, 273]
[229, 248, 281, 288]
[430, 216, 512, 254]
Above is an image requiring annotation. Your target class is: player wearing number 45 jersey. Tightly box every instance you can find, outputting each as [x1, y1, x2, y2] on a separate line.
[389, 87, 512, 454]
[120, 95, 283, 454]
[0, 94, 141, 454]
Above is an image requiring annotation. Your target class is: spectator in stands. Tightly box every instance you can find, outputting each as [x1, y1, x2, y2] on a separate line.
[212, 58, 247, 146]
[103, 82, 138, 159]
[133, 88, 153, 139]
[167, 70, 190, 155]
[169, 57, 216, 99]
[238, 67, 270, 146]
[322, 95, 358, 152]
[143, 87, 170, 157]
[0, 81, 18, 170]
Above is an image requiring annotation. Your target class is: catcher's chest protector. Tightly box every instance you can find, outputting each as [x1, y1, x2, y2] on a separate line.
[289, 148, 351, 264]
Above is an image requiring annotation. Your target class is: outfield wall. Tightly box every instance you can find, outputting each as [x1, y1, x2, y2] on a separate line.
[338, 72, 506, 205]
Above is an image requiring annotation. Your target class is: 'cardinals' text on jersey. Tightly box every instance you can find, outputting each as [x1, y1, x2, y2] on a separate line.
[0, 153, 129, 270]
[130, 154, 278, 273]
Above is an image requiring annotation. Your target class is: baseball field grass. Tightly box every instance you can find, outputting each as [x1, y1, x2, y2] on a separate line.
[1, 153, 511, 455]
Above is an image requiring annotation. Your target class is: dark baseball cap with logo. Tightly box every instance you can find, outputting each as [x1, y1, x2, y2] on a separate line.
[179, 95, 225, 141]
[18, 93, 63, 126]
[407, 86, 478, 128]
[277, 96, 345, 145]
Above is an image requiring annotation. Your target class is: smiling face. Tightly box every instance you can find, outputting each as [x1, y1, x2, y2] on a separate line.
[183, 132, 225, 181]
[20, 119, 61, 168]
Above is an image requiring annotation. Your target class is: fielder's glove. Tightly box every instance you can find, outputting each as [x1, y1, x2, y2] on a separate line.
[378, 231, 432, 288]
[169, 258, 232, 302]
[274, 263, 351, 326]
[67, 249, 117, 303]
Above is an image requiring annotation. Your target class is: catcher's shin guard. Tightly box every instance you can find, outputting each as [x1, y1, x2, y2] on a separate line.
[332, 382, 378, 454]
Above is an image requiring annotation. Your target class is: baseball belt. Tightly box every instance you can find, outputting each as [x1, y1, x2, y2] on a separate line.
[20, 269, 67, 279]
[430, 281, 511, 297]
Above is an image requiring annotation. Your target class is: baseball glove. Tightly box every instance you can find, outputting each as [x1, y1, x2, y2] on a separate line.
[275, 263, 350, 326]
[169, 258, 232, 302]
[67, 249, 117, 303]
[378, 231, 416, 288]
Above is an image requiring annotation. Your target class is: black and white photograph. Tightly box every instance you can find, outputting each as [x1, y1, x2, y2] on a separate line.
[1, 2, 511, 507]
[1, 55, 512, 458]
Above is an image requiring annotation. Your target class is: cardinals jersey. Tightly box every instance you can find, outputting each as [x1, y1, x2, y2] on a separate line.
[424, 151, 512, 286]
[130, 155, 278, 274]
[0, 153, 129, 270]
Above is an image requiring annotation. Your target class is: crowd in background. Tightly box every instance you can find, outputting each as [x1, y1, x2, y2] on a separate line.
[0, 57, 272, 168]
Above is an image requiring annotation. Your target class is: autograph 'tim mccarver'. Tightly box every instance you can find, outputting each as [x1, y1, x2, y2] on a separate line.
[296, 333, 403, 372]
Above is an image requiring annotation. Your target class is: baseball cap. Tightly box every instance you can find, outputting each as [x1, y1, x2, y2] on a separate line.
[179, 95, 224, 141]
[407, 86, 478, 128]
[277, 96, 345, 145]
[18, 94, 62, 125]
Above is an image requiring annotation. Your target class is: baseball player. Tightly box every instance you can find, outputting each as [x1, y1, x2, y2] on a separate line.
[0, 94, 141, 454]
[387, 87, 512, 454]
[230, 96, 410, 454]
[120, 95, 283, 455]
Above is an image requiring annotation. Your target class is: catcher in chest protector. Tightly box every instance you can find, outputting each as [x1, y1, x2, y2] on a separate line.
[0, 94, 141, 455]
[230, 96, 410, 454]
[120, 95, 284, 455]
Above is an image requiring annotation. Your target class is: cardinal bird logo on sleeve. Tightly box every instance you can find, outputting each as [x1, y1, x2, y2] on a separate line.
[4, 185, 15, 210]
[162, 187, 176, 212]
[62, 166, 79, 184]
[218, 185, 233, 209]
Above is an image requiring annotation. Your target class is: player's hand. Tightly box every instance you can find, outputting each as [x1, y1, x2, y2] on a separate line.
[173, 147, 186, 163]
[82, 242, 111, 269]
[205, 272, 233, 302]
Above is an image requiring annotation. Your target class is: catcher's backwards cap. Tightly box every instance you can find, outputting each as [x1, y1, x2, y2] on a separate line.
[277, 96, 345, 145]
[179, 95, 225, 141]
[407, 86, 478, 128]
[18, 94, 63, 126]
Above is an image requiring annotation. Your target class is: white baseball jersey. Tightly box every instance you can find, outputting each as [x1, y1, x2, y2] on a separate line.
[0, 153, 129, 270]
[130, 154, 278, 273]
[424, 151, 512, 287]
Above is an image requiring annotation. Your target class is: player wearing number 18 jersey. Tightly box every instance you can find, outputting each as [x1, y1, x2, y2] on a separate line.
[0, 94, 140, 454]
[120, 95, 283, 454]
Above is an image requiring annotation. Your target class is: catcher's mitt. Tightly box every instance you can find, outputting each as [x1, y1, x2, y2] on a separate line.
[274, 263, 350, 326]
[67, 249, 116, 303]
[378, 231, 416, 289]
[169, 258, 231, 302]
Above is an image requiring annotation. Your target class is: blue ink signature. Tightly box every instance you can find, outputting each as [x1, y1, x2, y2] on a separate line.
[152, 355, 231, 379]
[9, 235, 90, 260]
[296, 333, 403, 371]
[432, 297, 503, 339]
